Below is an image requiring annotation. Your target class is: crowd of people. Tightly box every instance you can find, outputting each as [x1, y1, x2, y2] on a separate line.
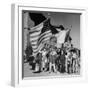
[28, 39, 80, 74]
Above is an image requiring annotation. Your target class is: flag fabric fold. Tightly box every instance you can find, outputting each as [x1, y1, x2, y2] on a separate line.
[55, 29, 70, 48]
[29, 19, 52, 56]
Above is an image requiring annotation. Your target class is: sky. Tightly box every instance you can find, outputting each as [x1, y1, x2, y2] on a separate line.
[44, 12, 80, 49]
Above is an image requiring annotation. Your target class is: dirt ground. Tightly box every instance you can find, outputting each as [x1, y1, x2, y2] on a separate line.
[24, 63, 80, 78]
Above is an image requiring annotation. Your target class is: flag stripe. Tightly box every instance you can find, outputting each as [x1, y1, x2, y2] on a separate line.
[38, 30, 51, 43]
[33, 37, 51, 51]
[38, 33, 52, 45]
[30, 31, 41, 37]
[39, 30, 51, 39]
[29, 30, 41, 35]
[30, 36, 39, 42]
[30, 40, 37, 43]
[30, 23, 43, 31]
[33, 44, 43, 53]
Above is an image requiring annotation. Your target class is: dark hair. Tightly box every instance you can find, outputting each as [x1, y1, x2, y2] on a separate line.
[59, 25, 65, 30]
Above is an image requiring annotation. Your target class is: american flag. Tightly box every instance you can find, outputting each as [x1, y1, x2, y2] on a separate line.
[29, 19, 52, 56]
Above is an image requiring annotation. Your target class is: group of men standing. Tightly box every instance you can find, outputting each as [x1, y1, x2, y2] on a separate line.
[33, 38, 80, 74]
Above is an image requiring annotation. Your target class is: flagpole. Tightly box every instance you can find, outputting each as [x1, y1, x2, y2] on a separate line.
[47, 12, 51, 19]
